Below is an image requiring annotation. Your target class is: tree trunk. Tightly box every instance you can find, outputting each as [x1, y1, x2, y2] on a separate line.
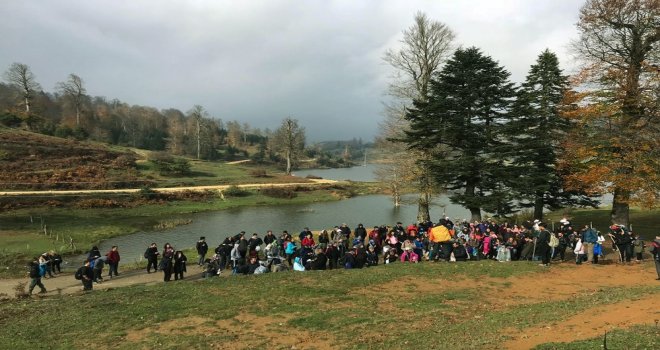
[196, 119, 201, 160]
[469, 207, 481, 222]
[610, 187, 630, 227]
[416, 192, 431, 223]
[25, 97, 30, 113]
[533, 193, 544, 221]
[285, 150, 291, 175]
[76, 105, 80, 126]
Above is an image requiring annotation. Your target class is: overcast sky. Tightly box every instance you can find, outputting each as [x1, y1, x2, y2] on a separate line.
[0, 0, 584, 141]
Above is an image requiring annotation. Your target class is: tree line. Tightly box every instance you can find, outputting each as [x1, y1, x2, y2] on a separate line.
[379, 0, 659, 226]
[0, 66, 346, 174]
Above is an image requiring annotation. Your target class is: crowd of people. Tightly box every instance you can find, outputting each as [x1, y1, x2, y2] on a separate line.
[173, 218, 659, 280]
[25, 217, 660, 295]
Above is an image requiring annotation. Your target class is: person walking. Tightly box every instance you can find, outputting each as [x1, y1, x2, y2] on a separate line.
[144, 243, 159, 273]
[196, 237, 208, 266]
[106, 246, 120, 278]
[27, 256, 47, 295]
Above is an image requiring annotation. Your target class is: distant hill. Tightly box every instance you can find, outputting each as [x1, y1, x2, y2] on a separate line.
[0, 128, 145, 190]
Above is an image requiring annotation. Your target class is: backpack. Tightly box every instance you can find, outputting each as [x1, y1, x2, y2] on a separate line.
[549, 233, 559, 248]
[144, 249, 149, 259]
[74, 267, 84, 280]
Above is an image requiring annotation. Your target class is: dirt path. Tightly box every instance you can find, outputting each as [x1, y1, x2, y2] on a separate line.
[503, 294, 660, 349]
[0, 266, 208, 298]
[0, 178, 339, 196]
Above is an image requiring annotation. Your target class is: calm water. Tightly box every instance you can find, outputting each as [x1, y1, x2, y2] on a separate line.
[89, 164, 611, 262]
[92, 193, 471, 262]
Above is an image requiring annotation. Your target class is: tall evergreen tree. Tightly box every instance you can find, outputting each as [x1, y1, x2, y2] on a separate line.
[510, 50, 596, 220]
[406, 47, 516, 221]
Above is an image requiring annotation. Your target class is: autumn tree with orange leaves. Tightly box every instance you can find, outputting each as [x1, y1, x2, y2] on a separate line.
[560, 0, 660, 227]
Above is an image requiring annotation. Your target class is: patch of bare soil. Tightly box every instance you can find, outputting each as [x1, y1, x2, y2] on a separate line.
[124, 313, 337, 350]
[351, 263, 658, 306]
[348, 262, 660, 344]
[503, 295, 660, 349]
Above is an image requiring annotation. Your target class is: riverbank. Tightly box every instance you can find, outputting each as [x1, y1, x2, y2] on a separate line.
[1, 260, 658, 349]
[0, 182, 381, 278]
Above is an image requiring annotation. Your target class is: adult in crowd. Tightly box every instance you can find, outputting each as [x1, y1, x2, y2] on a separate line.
[196, 237, 208, 266]
[144, 243, 160, 273]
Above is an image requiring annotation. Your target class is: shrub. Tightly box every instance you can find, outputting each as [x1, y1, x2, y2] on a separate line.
[223, 185, 251, 197]
[249, 168, 269, 178]
[260, 186, 297, 199]
[112, 154, 137, 168]
[148, 152, 191, 176]
[0, 113, 22, 127]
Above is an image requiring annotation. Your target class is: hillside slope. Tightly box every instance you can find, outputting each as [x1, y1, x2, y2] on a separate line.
[0, 128, 143, 190]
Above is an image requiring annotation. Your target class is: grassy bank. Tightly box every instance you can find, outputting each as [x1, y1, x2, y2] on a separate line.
[0, 261, 657, 349]
[0, 183, 378, 277]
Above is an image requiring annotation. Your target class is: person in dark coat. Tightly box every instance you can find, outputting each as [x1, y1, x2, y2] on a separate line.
[173, 250, 187, 280]
[75, 260, 94, 291]
[196, 237, 208, 266]
[161, 243, 175, 282]
[311, 248, 327, 270]
[27, 256, 47, 295]
[88, 246, 101, 260]
[536, 223, 552, 266]
[145, 243, 159, 273]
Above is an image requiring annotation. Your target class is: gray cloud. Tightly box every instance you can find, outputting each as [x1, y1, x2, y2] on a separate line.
[0, 0, 583, 141]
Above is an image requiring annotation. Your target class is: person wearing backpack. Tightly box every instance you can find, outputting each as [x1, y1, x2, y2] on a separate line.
[27, 256, 47, 295]
[580, 225, 599, 264]
[75, 260, 94, 291]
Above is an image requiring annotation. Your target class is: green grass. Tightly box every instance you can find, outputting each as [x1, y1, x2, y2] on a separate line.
[0, 261, 656, 349]
[534, 325, 659, 349]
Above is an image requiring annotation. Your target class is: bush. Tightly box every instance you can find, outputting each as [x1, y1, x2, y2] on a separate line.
[260, 186, 297, 199]
[249, 168, 269, 178]
[223, 185, 250, 197]
[0, 113, 22, 127]
[112, 154, 137, 168]
[54, 125, 73, 138]
[148, 152, 191, 176]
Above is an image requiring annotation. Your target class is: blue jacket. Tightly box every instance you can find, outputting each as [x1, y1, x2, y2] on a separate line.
[582, 228, 598, 244]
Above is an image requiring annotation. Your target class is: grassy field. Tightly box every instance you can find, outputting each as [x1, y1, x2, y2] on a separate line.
[1, 260, 657, 349]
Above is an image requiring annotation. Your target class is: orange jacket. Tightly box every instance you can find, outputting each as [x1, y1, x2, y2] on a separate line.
[430, 225, 452, 243]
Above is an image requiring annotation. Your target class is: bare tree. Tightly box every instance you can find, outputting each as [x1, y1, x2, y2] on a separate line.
[274, 117, 305, 175]
[187, 105, 208, 160]
[3, 62, 41, 114]
[381, 12, 455, 222]
[56, 73, 87, 126]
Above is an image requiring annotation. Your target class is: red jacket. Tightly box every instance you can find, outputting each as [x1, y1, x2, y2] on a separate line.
[106, 250, 120, 264]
